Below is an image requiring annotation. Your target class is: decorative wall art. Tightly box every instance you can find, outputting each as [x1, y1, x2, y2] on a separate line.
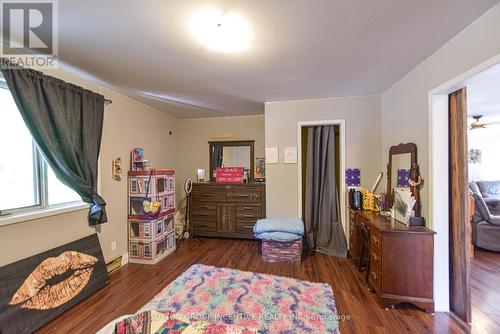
[265, 147, 279, 164]
[397, 168, 411, 188]
[284, 146, 298, 164]
[0, 234, 109, 334]
[345, 168, 361, 186]
[468, 148, 482, 164]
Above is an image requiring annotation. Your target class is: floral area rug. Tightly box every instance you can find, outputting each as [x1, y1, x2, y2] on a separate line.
[141, 264, 340, 333]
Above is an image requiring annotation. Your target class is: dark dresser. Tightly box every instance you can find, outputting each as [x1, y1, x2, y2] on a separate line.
[191, 183, 265, 239]
[349, 209, 435, 313]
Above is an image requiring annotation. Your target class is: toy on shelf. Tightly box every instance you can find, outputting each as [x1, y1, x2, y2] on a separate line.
[131, 147, 151, 171]
[128, 169, 176, 264]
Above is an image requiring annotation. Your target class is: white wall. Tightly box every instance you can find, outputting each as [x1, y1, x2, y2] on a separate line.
[265, 96, 382, 219]
[381, 3, 500, 311]
[468, 129, 500, 181]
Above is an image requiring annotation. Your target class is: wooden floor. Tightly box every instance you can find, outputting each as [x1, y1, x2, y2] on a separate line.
[38, 238, 469, 334]
[471, 248, 500, 334]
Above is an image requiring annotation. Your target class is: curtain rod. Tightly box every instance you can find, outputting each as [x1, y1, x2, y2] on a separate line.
[1, 74, 113, 105]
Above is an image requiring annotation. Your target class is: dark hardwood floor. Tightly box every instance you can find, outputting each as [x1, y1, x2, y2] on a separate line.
[471, 248, 500, 334]
[38, 238, 467, 334]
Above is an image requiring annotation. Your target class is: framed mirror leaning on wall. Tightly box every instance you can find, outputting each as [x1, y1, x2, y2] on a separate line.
[386, 143, 422, 219]
[209, 140, 255, 182]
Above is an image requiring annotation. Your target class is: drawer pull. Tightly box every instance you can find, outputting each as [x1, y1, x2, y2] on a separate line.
[198, 224, 209, 227]
[198, 206, 209, 209]
[243, 225, 253, 229]
[238, 194, 249, 197]
[203, 193, 214, 197]
[199, 213, 209, 217]
[243, 214, 254, 218]
[243, 207, 254, 210]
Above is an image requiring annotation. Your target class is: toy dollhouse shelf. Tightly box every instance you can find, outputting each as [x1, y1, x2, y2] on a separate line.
[128, 169, 176, 265]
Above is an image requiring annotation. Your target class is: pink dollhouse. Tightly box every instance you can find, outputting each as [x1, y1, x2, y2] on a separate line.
[128, 169, 176, 264]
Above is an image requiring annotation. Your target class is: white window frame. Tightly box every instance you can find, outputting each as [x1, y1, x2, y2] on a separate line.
[0, 74, 87, 227]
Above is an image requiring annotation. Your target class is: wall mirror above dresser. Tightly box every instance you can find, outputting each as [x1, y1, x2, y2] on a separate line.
[386, 142, 421, 218]
[191, 139, 264, 240]
[209, 140, 255, 182]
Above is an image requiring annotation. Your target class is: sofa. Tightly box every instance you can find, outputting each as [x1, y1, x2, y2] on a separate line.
[470, 181, 500, 252]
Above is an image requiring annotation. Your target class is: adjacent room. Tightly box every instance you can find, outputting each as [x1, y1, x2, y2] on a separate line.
[1, 1, 500, 333]
[465, 63, 500, 332]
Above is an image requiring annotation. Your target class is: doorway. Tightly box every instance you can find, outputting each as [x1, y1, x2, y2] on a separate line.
[437, 61, 500, 331]
[297, 120, 347, 250]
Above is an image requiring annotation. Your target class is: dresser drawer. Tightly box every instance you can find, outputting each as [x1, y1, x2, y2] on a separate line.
[193, 188, 225, 201]
[193, 202, 217, 219]
[193, 219, 216, 232]
[235, 220, 256, 234]
[370, 248, 381, 271]
[369, 269, 381, 291]
[236, 204, 262, 219]
[371, 229, 382, 251]
[227, 189, 262, 203]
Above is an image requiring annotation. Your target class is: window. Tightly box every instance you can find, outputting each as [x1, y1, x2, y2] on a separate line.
[0, 76, 81, 216]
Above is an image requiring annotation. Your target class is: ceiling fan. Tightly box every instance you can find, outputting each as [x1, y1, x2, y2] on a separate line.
[469, 115, 500, 130]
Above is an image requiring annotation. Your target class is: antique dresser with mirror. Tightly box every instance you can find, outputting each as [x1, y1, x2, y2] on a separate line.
[191, 140, 265, 239]
[349, 143, 435, 313]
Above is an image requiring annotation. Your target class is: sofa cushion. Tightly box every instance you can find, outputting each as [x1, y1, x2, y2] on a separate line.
[474, 221, 500, 252]
[473, 193, 500, 226]
[474, 193, 491, 221]
[469, 181, 481, 197]
[477, 181, 500, 199]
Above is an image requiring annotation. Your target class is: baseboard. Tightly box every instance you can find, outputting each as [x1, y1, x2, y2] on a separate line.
[448, 311, 471, 334]
[121, 252, 129, 266]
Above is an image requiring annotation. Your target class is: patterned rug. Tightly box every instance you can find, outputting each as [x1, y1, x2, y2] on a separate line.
[141, 264, 340, 333]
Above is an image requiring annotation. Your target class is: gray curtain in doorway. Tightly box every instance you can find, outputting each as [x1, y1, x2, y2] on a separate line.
[305, 125, 347, 258]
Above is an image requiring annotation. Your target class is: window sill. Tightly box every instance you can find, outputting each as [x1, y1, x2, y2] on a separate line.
[0, 202, 89, 227]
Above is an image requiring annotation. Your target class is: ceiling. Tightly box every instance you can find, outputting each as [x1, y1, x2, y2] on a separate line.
[467, 62, 500, 122]
[55, 0, 498, 118]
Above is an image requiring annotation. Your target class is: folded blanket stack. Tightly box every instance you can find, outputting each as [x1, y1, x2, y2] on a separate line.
[253, 218, 304, 242]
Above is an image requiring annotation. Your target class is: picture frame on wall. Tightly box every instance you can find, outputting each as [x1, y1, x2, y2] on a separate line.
[265, 147, 279, 164]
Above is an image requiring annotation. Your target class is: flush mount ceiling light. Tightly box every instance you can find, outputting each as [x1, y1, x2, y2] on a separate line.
[189, 7, 252, 53]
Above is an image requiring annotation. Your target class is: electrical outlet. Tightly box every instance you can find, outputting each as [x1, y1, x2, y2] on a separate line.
[111, 241, 117, 252]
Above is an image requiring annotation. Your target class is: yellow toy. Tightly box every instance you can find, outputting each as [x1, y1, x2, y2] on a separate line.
[360, 188, 381, 211]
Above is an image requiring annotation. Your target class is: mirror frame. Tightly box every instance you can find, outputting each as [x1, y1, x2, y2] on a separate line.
[209, 140, 255, 182]
[386, 143, 419, 214]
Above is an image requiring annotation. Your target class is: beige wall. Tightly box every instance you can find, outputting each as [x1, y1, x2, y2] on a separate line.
[178, 115, 265, 185]
[264, 96, 382, 219]
[0, 67, 179, 266]
[380, 3, 500, 312]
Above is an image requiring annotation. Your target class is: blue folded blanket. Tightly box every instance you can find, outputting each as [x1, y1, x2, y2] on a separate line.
[254, 231, 302, 242]
[253, 219, 304, 235]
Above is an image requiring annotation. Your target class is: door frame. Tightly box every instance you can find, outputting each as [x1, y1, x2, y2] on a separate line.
[428, 53, 500, 312]
[297, 119, 347, 235]
[448, 88, 471, 322]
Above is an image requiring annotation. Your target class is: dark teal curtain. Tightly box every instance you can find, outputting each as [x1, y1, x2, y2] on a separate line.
[1, 63, 107, 225]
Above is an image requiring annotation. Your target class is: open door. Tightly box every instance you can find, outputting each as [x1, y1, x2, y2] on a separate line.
[448, 87, 471, 323]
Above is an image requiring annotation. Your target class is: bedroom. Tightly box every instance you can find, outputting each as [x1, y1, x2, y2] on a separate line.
[1, 1, 500, 333]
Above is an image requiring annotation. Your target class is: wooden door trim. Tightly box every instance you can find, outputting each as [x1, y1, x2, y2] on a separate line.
[448, 87, 471, 322]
